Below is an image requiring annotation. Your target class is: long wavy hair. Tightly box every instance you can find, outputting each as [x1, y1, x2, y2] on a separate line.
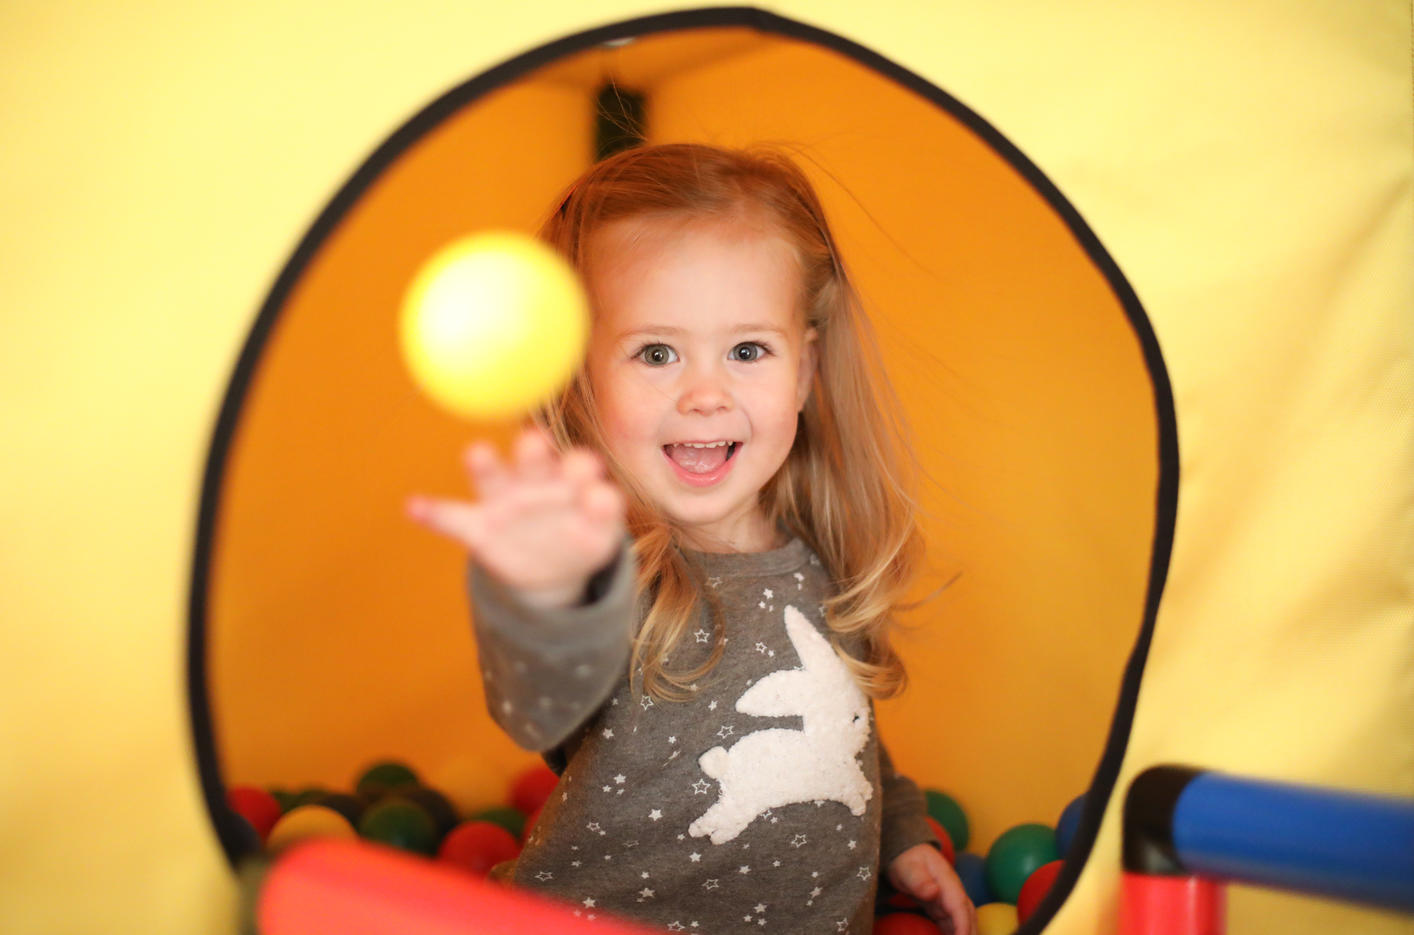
[536, 143, 923, 701]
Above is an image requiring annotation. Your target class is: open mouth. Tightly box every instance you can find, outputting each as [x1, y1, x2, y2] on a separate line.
[663, 440, 739, 476]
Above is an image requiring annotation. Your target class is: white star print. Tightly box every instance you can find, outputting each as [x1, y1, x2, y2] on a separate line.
[641, 695, 654, 710]
[790, 834, 807, 847]
[857, 866, 871, 881]
[773, 860, 781, 867]
[689, 852, 702, 862]
[668, 736, 677, 744]
[668, 924, 685, 932]
[810, 887, 822, 898]
[602, 785, 611, 792]
[571, 860, 581, 867]
[695, 629, 710, 643]
[602, 728, 614, 739]
[649, 809, 663, 821]
[692, 779, 711, 794]
[739, 865, 751, 874]
[848, 840, 857, 850]
[757, 922, 766, 928]
[638, 888, 655, 899]
[758, 601, 766, 609]
[582, 898, 596, 908]
[835, 920, 848, 933]
[703, 879, 720, 891]
[755, 641, 768, 653]
[708, 700, 718, 711]
[534, 871, 553, 881]
[615, 774, 626, 784]
[754, 904, 767, 913]
[586, 822, 601, 833]
[717, 724, 734, 738]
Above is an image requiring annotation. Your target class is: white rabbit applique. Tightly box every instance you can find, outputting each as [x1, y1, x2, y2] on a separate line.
[688, 605, 873, 844]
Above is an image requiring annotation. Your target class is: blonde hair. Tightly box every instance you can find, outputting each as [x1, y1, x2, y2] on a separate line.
[536, 143, 923, 701]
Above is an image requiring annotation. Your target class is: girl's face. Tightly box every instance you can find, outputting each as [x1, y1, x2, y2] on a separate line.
[586, 216, 818, 553]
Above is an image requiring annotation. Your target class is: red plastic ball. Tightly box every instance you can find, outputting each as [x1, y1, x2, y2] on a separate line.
[521, 806, 542, 844]
[875, 912, 941, 934]
[227, 786, 283, 842]
[1017, 859, 1064, 924]
[926, 816, 956, 864]
[509, 764, 559, 816]
[438, 820, 520, 876]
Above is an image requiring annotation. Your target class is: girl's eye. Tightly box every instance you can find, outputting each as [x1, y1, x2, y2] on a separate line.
[635, 344, 677, 366]
[731, 342, 768, 362]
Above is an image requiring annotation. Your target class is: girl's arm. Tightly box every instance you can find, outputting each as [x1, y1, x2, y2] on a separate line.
[467, 536, 637, 751]
[879, 742, 976, 934]
[408, 426, 633, 750]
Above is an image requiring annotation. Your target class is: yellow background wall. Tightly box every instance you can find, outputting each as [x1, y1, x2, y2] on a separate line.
[3, 3, 1409, 935]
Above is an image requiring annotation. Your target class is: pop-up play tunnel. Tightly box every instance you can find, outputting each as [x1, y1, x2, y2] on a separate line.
[198, 21, 1167, 931]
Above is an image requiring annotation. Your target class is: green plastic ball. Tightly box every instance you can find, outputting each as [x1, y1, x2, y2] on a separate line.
[985, 823, 1058, 905]
[470, 805, 526, 839]
[392, 784, 459, 837]
[268, 787, 298, 813]
[923, 789, 970, 852]
[357, 798, 439, 856]
[355, 761, 420, 799]
[290, 786, 334, 809]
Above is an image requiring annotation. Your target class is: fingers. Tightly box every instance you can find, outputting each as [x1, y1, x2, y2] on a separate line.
[464, 441, 508, 499]
[513, 425, 557, 481]
[405, 496, 485, 550]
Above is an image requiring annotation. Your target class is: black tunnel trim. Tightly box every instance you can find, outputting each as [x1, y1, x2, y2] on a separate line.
[187, 9, 1181, 933]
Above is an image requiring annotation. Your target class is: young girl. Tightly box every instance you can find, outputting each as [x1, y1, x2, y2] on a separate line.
[408, 144, 974, 935]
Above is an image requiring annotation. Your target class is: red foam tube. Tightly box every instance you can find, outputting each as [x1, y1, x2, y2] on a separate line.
[258, 838, 663, 935]
[1119, 872, 1225, 935]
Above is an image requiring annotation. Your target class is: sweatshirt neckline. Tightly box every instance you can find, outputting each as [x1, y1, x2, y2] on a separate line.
[683, 536, 810, 577]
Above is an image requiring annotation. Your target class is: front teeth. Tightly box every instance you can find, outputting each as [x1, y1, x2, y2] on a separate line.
[681, 441, 729, 448]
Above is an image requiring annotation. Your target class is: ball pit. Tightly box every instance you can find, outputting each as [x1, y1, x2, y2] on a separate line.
[242, 759, 1082, 931]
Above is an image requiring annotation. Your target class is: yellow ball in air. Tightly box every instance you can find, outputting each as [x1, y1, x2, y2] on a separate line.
[399, 231, 589, 420]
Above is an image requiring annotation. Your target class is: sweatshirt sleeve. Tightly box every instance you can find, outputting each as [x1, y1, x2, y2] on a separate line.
[878, 739, 941, 866]
[467, 540, 638, 752]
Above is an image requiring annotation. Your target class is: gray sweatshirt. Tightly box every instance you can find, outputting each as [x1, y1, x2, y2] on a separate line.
[469, 536, 937, 934]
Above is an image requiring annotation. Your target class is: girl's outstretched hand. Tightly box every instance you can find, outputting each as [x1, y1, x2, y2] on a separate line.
[887, 843, 976, 935]
[406, 426, 626, 610]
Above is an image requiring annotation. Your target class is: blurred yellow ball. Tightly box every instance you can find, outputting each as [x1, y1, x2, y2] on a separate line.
[264, 804, 357, 855]
[399, 231, 589, 420]
[976, 901, 1019, 935]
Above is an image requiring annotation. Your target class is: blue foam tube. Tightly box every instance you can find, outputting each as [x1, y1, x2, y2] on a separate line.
[1170, 772, 1414, 912]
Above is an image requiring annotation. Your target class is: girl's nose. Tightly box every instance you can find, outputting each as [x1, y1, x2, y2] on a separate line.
[676, 363, 732, 415]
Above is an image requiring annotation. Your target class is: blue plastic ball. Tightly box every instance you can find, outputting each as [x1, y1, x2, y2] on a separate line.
[954, 852, 992, 906]
[1056, 794, 1086, 856]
